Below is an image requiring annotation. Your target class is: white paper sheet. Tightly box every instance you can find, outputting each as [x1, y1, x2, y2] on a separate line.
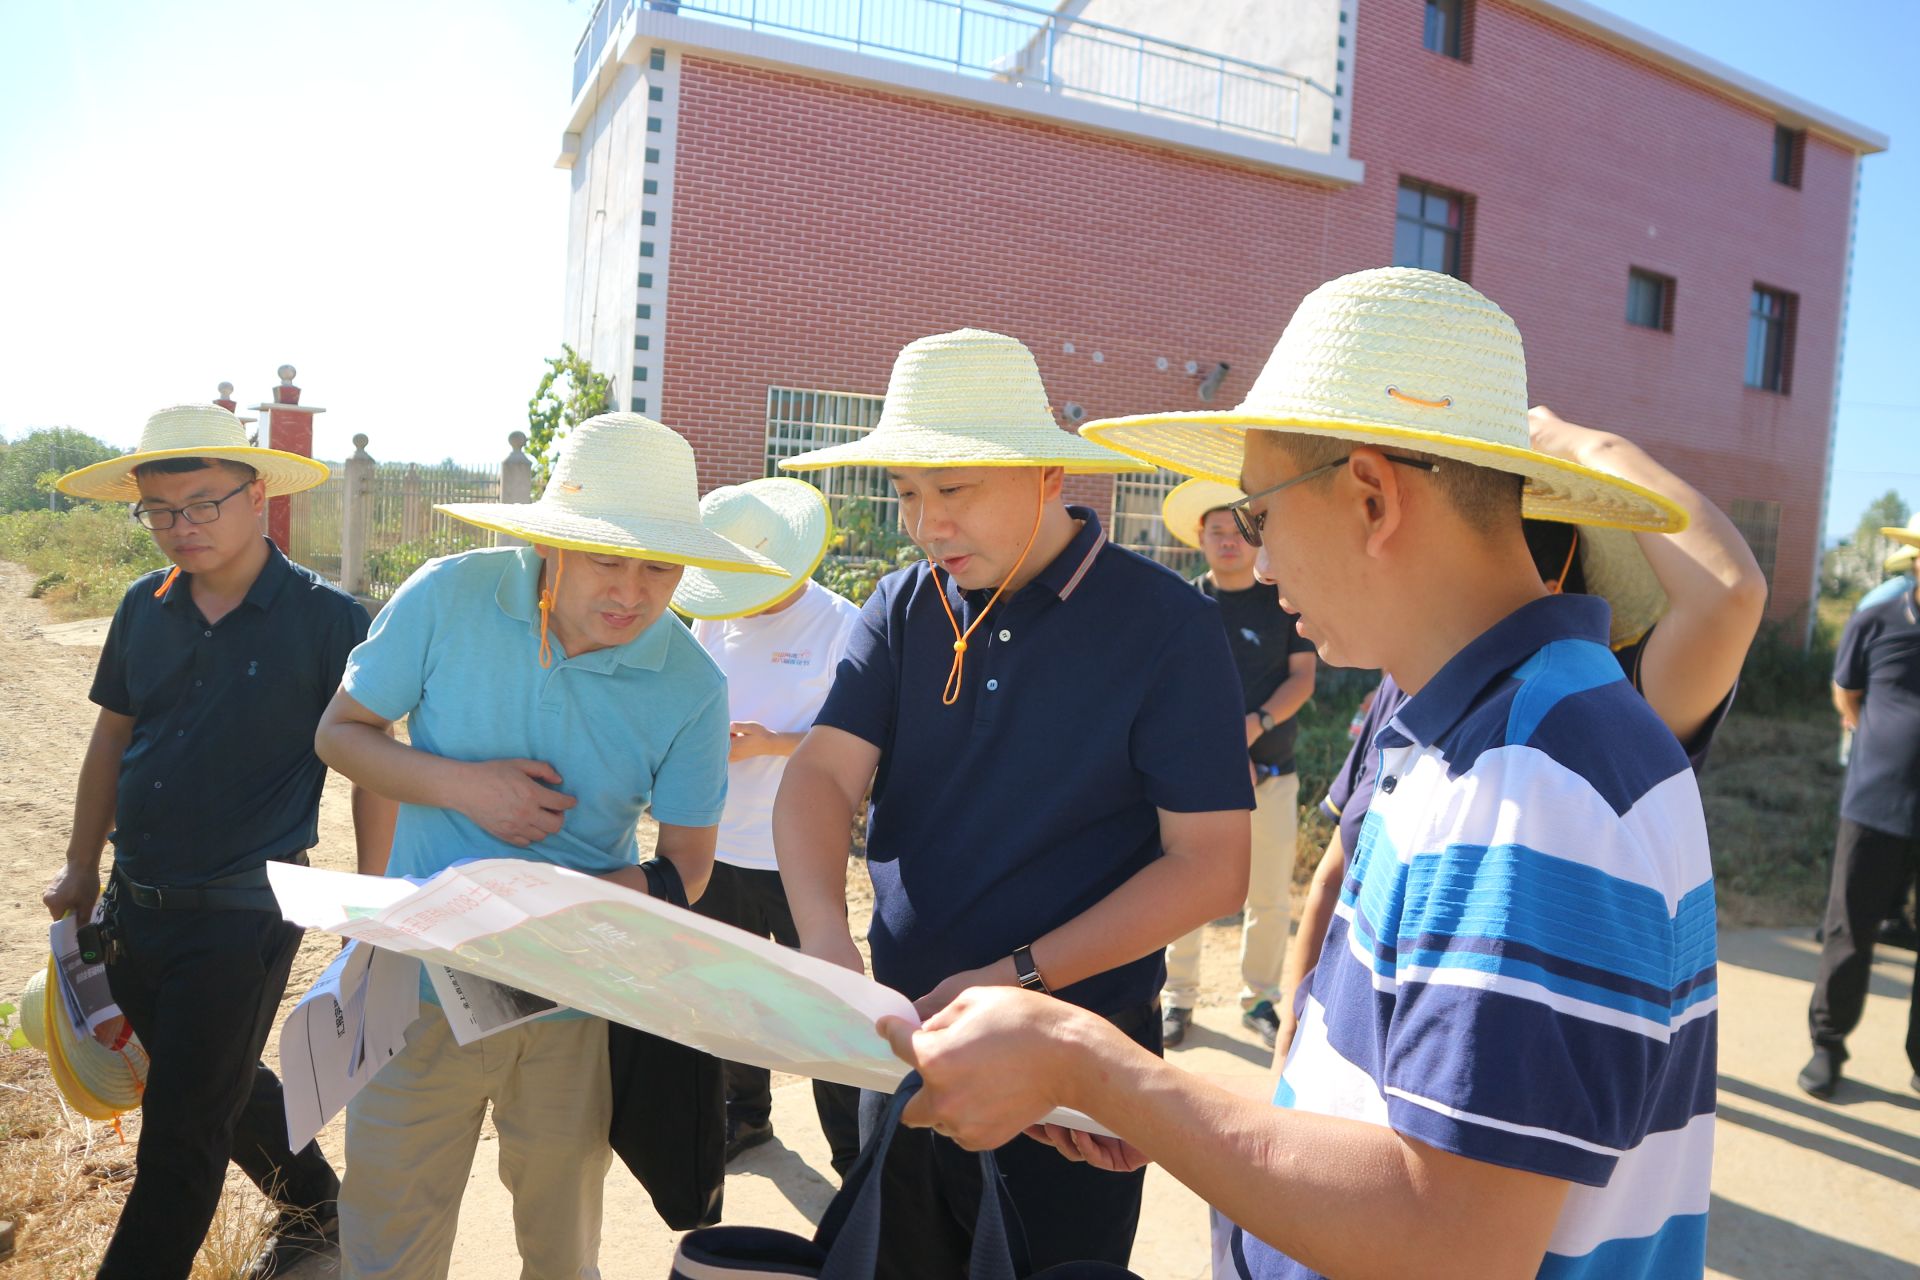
[279, 940, 420, 1150]
[427, 963, 560, 1046]
[50, 912, 121, 1038]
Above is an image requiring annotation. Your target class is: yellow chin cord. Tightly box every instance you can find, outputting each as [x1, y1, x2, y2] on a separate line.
[930, 472, 1047, 706]
[538, 549, 565, 668]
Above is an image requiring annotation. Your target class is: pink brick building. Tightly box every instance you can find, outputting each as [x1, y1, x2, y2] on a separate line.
[558, 0, 1884, 624]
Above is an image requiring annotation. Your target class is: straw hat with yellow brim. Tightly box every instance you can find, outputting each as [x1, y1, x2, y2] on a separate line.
[1079, 268, 1688, 535]
[1888, 544, 1918, 573]
[777, 328, 1149, 475]
[1161, 478, 1247, 550]
[436, 413, 785, 577]
[673, 478, 834, 621]
[56, 404, 330, 503]
[1879, 514, 1920, 552]
[19, 961, 149, 1121]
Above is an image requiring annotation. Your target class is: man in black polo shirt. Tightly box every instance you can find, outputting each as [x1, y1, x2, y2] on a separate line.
[1803, 547, 1920, 1098]
[44, 405, 394, 1280]
[773, 329, 1253, 1276]
[1159, 479, 1317, 1050]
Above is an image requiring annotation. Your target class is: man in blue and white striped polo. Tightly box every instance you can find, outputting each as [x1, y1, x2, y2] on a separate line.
[876, 268, 1719, 1279]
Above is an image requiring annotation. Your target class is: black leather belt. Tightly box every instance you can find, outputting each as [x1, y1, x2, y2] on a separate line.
[112, 850, 309, 912]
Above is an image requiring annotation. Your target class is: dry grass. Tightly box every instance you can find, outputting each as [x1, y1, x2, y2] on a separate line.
[0, 1051, 278, 1279]
[1698, 710, 1842, 928]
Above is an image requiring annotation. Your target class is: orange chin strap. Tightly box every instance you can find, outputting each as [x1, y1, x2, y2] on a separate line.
[152, 564, 182, 598]
[930, 472, 1047, 706]
[1546, 528, 1580, 595]
[538, 549, 565, 668]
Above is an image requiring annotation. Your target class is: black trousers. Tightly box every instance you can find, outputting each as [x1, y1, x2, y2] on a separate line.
[690, 860, 863, 1175]
[860, 1001, 1160, 1279]
[97, 888, 339, 1280]
[1809, 817, 1920, 1073]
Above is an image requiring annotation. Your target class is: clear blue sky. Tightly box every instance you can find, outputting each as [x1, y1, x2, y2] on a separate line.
[0, 1, 1907, 542]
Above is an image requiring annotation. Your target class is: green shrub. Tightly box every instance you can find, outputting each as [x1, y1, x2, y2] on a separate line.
[1735, 611, 1838, 720]
[0, 506, 165, 618]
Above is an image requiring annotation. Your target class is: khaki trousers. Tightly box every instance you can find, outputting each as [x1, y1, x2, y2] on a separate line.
[340, 1010, 613, 1280]
[1165, 770, 1299, 1010]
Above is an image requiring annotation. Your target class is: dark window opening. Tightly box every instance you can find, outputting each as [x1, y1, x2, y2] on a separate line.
[1626, 269, 1675, 332]
[1394, 179, 1468, 279]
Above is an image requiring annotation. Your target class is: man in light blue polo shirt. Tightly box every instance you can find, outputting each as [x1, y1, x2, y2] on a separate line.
[313, 414, 781, 1280]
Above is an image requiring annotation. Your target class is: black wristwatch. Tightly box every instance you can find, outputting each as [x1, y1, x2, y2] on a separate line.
[1012, 944, 1050, 994]
[1256, 709, 1276, 733]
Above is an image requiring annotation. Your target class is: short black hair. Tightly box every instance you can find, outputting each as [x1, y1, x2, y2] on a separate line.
[1523, 518, 1588, 595]
[132, 456, 258, 484]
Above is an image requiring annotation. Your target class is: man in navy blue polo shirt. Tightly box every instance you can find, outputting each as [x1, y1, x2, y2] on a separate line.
[1803, 548, 1920, 1098]
[44, 405, 394, 1280]
[773, 329, 1253, 1275]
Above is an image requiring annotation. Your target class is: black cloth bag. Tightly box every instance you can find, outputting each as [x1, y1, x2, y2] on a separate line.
[608, 856, 726, 1230]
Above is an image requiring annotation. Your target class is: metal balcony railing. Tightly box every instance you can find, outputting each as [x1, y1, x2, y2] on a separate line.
[572, 0, 1329, 147]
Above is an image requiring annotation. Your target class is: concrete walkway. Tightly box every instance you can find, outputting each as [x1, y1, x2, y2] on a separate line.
[291, 929, 1918, 1278]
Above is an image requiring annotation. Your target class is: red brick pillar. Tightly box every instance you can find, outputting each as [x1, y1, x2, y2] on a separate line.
[251, 364, 325, 552]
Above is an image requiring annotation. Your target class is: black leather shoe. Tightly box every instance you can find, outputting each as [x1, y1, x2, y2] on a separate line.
[1161, 1006, 1193, 1049]
[725, 1117, 775, 1162]
[1796, 1047, 1844, 1099]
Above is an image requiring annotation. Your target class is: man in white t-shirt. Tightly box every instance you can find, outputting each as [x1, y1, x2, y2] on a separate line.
[674, 477, 864, 1174]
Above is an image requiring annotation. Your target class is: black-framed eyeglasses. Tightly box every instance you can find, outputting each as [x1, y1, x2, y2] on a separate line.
[1227, 454, 1438, 547]
[131, 480, 254, 531]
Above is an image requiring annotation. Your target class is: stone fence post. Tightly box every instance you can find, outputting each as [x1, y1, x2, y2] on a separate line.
[498, 431, 532, 545]
[340, 434, 374, 596]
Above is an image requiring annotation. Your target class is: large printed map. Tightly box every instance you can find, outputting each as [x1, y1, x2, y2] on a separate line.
[269, 858, 920, 1092]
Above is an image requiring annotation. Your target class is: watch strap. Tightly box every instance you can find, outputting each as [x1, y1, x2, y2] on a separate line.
[1012, 944, 1049, 994]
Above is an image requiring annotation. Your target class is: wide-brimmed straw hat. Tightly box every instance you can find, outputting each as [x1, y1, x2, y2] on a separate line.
[1542, 523, 1668, 647]
[1879, 514, 1920, 552]
[1080, 268, 1686, 533]
[673, 478, 833, 620]
[777, 328, 1148, 474]
[1161, 478, 1246, 550]
[1887, 544, 1918, 572]
[437, 414, 784, 576]
[57, 404, 330, 502]
[19, 962, 149, 1120]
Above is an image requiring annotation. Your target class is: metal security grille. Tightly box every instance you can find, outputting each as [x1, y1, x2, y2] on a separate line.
[763, 386, 896, 555]
[1112, 465, 1204, 578]
[1728, 498, 1781, 588]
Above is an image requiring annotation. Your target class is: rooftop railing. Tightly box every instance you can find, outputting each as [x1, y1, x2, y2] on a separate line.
[572, 0, 1329, 147]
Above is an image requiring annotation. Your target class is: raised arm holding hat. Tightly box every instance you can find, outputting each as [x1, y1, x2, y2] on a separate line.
[44, 404, 389, 1280]
[771, 327, 1254, 1273]
[311, 412, 781, 1280]
[881, 269, 1722, 1280]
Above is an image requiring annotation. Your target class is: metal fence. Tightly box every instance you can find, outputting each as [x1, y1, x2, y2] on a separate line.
[762, 386, 899, 558]
[287, 433, 532, 601]
[574, 0, 1320, 144]
[1112, 465, 1202, 579]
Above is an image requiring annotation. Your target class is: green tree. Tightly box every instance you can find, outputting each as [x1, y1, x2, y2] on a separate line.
[0, 427, 120, 513]
[1822, 489, 1913, 599]
[525, 345, 612, 493]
